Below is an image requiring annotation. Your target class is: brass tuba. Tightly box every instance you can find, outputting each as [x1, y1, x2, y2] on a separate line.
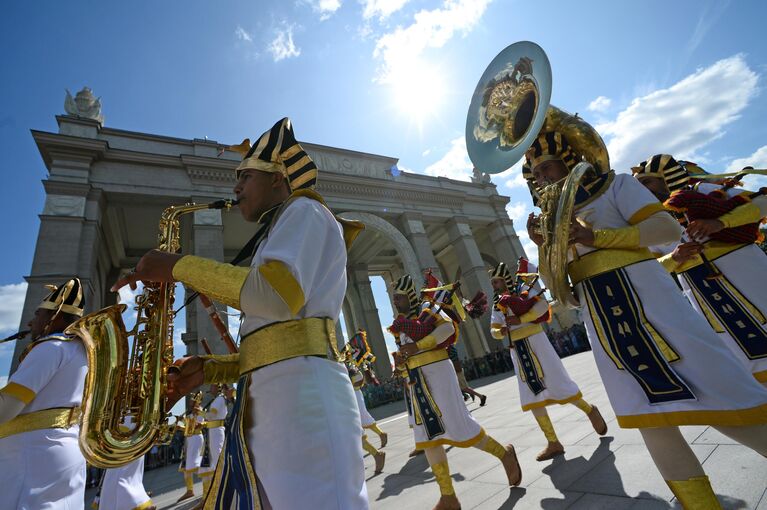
[65, 199, 237, 468]
[466, 41, 610, 308]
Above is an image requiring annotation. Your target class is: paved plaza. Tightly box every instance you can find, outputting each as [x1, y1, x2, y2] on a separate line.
[93, 352, 767, 509]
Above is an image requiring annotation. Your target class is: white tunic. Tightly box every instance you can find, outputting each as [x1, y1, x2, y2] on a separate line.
[571, 174, 767, 428]
[490, 306, 582, 411]
[0, 336, 87, 510]
[99, 415, 152, 510]
[673, 182, 767, 382]
[184, 414, 204, 472]
[400, 313, 484, 449]
[237, 197, 367, 509]
[354, 389, 376, 428]
[199, 395, 227, 477]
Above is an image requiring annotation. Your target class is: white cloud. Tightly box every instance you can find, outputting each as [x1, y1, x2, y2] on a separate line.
[372, 0, 492, 83]
[505, 201, 528, 223]
[597, 54, 758, 173]
[587, 95, 612, 113]
[423, 136, 473, 181]
[728, 145, 767, 189]
[305, 0, 342, 20]
[267, 24, 301, 62]
[516, 230, 538, 265]
[421, 148, 431, 157]
[362, 0, 411, 20]
[235, 26, 253, 43]
[0, 282, 27, 334]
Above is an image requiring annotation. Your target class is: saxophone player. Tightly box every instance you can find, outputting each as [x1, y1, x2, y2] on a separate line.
[0, 278, 88, 509]
[112, 118, 368, 509]
[632, 154, 767, 384]
[525, 131, 767, 509]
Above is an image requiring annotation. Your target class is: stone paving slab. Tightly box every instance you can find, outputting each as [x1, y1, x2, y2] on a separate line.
[95, 352, 767, 509]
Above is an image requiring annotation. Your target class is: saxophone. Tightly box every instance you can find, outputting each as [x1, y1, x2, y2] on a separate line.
[65, 199, 237, 468]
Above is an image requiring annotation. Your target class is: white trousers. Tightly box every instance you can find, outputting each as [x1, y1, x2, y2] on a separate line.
[99, 456, 152, 510]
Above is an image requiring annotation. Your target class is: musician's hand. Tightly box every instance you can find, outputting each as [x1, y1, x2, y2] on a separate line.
[671, 241, 703, 264]
[111, 249, 184, 292]
[399, 343, 419, 356]
[166, 356, 205, 408]
[500, 326, 509, 336]
[686, 219, 724, 241]
[569, 221, 595, 246]
[527, 213, 544, 246]
[506, 316, 521, 326]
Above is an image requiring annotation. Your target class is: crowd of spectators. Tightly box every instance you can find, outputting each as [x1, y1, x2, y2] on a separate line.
[361, 324, 590, 410]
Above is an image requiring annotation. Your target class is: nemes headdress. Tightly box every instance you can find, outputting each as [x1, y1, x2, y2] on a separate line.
[631, 154, 689, 193]
[234, 117, 318, 192]
[488, 262, 515, 291]
[38, 277, 85, 317]
[524, 131, 580, 176]
[392, 274, 420, 317]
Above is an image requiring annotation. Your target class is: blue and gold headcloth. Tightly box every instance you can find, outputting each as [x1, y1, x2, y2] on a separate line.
[392, 275, 420, 317]
[38, 277, 85, 317]
[235, 117, 318, 192]
[631, 154, 689, 193]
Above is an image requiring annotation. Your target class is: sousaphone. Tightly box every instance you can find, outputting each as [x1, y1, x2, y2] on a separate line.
[466, 41, 610, 308]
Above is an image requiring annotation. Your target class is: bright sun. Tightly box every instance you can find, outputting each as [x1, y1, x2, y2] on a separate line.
[391, 62, 446, 125]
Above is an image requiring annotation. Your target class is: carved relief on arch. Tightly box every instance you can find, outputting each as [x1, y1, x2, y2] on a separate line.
[338, 211, 422, 289]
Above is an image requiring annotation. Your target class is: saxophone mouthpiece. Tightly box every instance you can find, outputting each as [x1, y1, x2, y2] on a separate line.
[208, 199, 240, 210]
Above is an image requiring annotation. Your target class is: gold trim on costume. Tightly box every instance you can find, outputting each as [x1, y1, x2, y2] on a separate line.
[568, 248, 655, 285]
[404, 349, 449, 370]
[133, 500, 156, 510]
[593, 226, 640, 250]
[173, 256, 250, 309]
[258, 261, 305, 315]
[205, 420, 225, 428]
[0, 406, 80, 439]
[521, 391, 583, 411]
[415, 428, 487, 450]
[628, 202, 666, 225]
[754, 370, 767, 383]
[202, 354, 241, 385]
[239, 317, 339, 375]
[616, 402, 767, 428]
[673, 241, 748, 273]
[0, 382, 36, 404]
[508, 323, 544, 341]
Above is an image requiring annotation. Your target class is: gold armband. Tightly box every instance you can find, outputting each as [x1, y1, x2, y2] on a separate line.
[172, 256, 250, 309]
[718, 202, 762, 229]
[656, 253, 680, 273]
[258, 261, 305, 315]
[593, 226, 640, 249]
[416, 335, 437, 351]
[201, 354, 241, 384]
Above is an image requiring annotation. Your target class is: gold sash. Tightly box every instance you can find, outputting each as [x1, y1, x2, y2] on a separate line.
[0, 407, 80, 440]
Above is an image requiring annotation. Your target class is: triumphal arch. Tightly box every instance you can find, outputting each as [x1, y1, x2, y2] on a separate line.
[13, 91, 577, 377]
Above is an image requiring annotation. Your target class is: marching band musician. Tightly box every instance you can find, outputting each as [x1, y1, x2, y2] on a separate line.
[524, 130, 767, 509]
[198, 384, 228, 498]
[177, 391, 205, 503]
[98, 414, 155, 510]
[390, 274, 521, 510]
[346, 357, 386, 474]
[0, 278, 88, 510]
[632, 154, 767, 384]
[488, 261, 606, 461]
[112, 117, 368, 509]
[345, 330, 388, 452]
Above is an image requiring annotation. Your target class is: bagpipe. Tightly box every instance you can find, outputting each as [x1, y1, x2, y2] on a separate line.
[664, 168, 767, 245]
[343, 331, 380, 385]
[388, 270, 489, 348]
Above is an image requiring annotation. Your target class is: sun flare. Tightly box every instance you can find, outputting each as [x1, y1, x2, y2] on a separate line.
[391, 62, 447, 125]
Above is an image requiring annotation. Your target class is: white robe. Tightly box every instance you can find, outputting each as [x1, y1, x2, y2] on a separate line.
[100, 416, 152, 510]
[199, 395, 227, 477]
[184, 414, 204, 472]
[0, 336, 87, 510]
[491, 306, 582, 411]
[355, 389, 376, 428]
[570, 174, 767, 428]
[236, 197, 367, 509]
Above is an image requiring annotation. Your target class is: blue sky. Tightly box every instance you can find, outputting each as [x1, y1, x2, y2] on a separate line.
[2, 0, 767, 384]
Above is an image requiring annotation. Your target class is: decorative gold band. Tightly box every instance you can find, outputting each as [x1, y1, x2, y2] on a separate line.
[205, 420, 225, 428]
[568, 248, 655, 285]
[0, 406, 80, 440]
[509, 323, 544, 341]
[675, 241, 748, 274]
[239, 317, 339, 375]
[405, 348, 449, 370]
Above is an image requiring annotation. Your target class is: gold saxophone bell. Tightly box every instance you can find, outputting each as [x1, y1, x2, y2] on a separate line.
[65, 198, 239, 468]
[466, 41, 610, 308]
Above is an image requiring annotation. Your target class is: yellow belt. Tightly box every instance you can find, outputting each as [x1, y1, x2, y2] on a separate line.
[509, 323, 544, 341]
[568, 248, 655, 285]
[0, 407, 80, 440]
[675, 241, 749, 274]
[405, 349, 449, 370]
[240, 317, 339, 375]
[205, 420, 225, 429]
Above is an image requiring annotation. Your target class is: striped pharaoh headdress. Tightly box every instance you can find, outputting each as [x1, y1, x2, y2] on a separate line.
[38, 277, 85, 317]
[392, 274, 420, 317]
[234, 118, 318, 192]
[631, 154, 689, 193]
[488, 262, 515, 291]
